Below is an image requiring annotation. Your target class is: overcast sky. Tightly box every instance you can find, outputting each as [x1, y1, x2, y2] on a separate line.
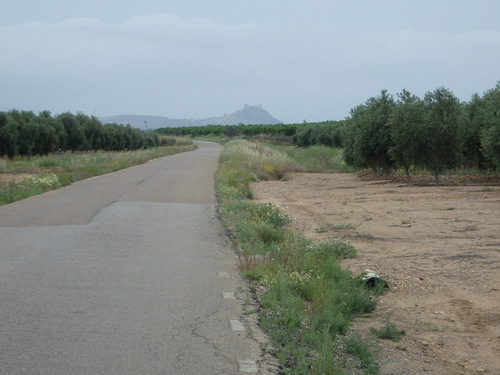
[1, 0, 499, 123]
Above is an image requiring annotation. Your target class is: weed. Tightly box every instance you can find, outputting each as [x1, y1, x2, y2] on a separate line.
[330, 222, 359, 231]
[36, 158, 62, 167]
[370, 319, 406, 341]
[342, 333, 380, 374]
[246, 329, 254, 339]
[282, 145, 356, 172]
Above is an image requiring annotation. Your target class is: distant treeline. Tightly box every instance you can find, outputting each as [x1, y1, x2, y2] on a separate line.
[0, 110, 160, 158]
[294, 83, 500, 182]
[157, 123, 306, 137]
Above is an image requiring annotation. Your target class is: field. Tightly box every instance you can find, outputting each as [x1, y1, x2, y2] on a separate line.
[252, 171, 500, 374]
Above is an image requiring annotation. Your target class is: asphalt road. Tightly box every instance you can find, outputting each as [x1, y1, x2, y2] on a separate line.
[0, 141, 265, 374]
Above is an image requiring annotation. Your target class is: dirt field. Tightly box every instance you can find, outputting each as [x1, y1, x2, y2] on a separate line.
[251, 172, 500, 375]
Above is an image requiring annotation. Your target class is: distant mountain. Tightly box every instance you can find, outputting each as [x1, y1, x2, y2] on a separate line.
[200, 105, 282, 126]
[99, 105, 283, 129]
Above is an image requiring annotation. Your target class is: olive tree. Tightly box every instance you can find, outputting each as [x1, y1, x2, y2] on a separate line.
[480, 82, 500, 170]
[388, 90, 426, 180]
[344, 90, 395, 174]
[422, 87, 464, 184]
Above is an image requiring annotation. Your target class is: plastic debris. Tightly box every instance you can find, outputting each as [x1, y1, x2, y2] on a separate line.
[361, 269, 389, 288]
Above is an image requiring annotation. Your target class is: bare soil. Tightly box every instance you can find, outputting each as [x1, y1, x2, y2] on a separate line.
[251, 172, 500, 375]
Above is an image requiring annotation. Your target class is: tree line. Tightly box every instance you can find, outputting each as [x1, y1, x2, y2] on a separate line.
[293, 82, 500, 183]
[0, 110, 160, 159]
[157, 123, 304, 137]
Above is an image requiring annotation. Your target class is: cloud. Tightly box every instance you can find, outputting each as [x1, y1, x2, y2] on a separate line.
[1, 13, 499, 121]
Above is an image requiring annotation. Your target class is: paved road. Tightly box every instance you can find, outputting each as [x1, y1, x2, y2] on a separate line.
[0, 142, 265, 374]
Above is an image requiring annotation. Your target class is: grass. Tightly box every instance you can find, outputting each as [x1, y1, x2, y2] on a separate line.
[276, 144, 356, 173]
[370, 318, 406, 342]
[330, 222, 359, 231]
[216, 139, 381, 374]
[0, 138, 196, 205]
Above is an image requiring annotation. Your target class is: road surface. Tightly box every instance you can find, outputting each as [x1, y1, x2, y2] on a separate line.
[0, 141, 267, 374]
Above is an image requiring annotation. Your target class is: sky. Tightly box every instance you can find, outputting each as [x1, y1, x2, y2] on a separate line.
[1, 0, 499, 124]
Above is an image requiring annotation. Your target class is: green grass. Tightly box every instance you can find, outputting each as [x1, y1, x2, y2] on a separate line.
[0, 140, 196, 205]
[276, 144, 356, 172]
[215, 139, 380, 374]
[370, 319, 406, 342]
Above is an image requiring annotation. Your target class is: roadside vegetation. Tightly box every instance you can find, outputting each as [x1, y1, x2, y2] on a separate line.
[0, 137, 195, 205]
[215, 139, 382, 374]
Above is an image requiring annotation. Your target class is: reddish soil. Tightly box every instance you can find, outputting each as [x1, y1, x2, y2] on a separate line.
[251, 172, 500, 375]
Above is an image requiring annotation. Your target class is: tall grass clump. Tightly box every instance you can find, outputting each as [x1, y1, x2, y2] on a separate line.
[215, 139, 380, 374]
[286, 145, 356, 172]
[220, 139, 293, 180]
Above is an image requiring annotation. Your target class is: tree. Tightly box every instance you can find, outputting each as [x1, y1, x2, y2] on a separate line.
[345, 90, 396, 174]
[0, 112, 19, 159]
[34, 111, 59, 155]
[422, 87, 464, 184]
[59, 112, 88, 153]
[480, 82, 500, 170]
[10, 110, 40, 157]
[388, 90, 426, 180]
[461, 93, 490, 170]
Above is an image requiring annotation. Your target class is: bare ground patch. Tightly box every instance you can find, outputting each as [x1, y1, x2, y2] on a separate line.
[252, 172, 500, 375]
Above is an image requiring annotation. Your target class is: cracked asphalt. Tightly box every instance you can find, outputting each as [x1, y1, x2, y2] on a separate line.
[0, 141, 267, 374]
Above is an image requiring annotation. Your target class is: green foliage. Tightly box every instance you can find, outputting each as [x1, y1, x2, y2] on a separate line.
[344, 90, 396, 175]
[285, 145, 353, 172]
[0, 173, 61, 204]
[339, 82, 500, 182]
[215, 139, 379, 374]
[219, 139, 293, 180]
[388, 90, 427, 179]
[342, 333, 380, 374]
[481, 123, 500, 170]
[7, 173, 60, 190]
[370, 319, 406, 341]
[421, 87, 464, 184]
[292, 121, 344, 148]
[157, 123, 305, 137]
[0, 110, 160, 159]
[307, 237, 358, 260]
[480, 82, 500, 170]
[461, 93, 490, 170]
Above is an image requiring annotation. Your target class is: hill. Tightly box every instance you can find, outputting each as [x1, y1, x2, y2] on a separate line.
[100, 105, 282, 129]
[201, 105, 282, 126]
